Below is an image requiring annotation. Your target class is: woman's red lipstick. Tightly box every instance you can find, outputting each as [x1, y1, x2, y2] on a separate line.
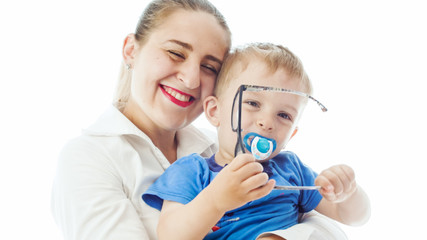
[160, 85, 195, 107]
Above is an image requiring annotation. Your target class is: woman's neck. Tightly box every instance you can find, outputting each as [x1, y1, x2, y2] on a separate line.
[151, 131, 178, 164]
[122, 101, 178, 164]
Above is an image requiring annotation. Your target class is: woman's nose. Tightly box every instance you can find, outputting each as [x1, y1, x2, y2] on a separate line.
[178, 61, 200, 89]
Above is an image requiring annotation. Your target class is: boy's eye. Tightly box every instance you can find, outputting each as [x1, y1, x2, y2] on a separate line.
[278, 112, 292, 121]
[245, 100, 259, 108]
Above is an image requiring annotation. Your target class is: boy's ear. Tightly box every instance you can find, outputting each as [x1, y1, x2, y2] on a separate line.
[203, 96, 220, 127]
[122, 34, 137, 65]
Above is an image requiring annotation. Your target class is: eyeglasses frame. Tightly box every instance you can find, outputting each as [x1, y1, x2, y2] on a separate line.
[231, 84, 328, 157]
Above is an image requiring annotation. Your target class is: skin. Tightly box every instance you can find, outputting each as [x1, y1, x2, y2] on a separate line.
[121, 9, 229, 163]
[158, 60, 371, 240]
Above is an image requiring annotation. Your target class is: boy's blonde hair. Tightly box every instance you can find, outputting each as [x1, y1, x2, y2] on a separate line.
[214, 42, 313, 98]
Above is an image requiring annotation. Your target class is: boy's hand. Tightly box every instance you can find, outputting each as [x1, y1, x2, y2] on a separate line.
[205, 153, 275, 213]
[315, 164, 357, 203]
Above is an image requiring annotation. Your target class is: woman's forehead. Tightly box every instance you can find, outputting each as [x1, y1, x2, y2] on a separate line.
[153, 9, 229, 56]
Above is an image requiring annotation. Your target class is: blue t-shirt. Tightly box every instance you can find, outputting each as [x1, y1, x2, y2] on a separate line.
[142, 151, 322, 240]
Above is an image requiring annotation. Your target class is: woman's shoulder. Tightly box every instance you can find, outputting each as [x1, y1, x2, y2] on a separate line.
[177, 125, 218, 157]
[56, 135, 115, 170]
[56, 133, 139, 176]
[60, 134, 120, 157]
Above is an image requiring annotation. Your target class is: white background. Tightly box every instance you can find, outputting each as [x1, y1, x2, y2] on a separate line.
[1, 0, 426, 239]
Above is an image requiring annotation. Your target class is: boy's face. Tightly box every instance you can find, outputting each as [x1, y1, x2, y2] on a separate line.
[215, 61, 307, 163]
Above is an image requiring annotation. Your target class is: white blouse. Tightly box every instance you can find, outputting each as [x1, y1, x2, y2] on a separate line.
[51, 105, 217, 240]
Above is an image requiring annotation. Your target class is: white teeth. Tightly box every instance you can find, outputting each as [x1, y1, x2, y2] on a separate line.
[165, 87, 191, 102]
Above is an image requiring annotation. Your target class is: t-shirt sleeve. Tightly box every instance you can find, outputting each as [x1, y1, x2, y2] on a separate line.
[142, 153, 209, 211]
[287, 152, 323, 213]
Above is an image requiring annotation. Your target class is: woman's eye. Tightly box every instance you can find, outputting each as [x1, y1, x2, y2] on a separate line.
[168, 50, 185, 60]
[201, 64, 218, 75]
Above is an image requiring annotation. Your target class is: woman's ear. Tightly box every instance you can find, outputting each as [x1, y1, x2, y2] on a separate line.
[123, 34, 137, 65]
[203, 96, 220, 127]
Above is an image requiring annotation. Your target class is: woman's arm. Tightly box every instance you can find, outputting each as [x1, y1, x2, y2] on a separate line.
[314, 164, 371, 226]
[51, 138, 150, 240]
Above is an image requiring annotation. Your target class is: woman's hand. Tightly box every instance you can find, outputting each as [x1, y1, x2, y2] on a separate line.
[205, 153, 275, 213]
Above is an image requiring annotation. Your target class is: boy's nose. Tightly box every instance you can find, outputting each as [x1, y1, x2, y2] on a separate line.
[256, 118, 273, 131]
[178, 61, 200, 89]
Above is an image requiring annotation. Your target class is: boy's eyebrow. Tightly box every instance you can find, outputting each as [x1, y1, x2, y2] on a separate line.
[284, 105, 299, 115]
[168, 39, 223, 65]
[275, 101, 298, 115]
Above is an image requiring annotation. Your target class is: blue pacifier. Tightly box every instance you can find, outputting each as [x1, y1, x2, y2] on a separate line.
[243, 132, 277, 161]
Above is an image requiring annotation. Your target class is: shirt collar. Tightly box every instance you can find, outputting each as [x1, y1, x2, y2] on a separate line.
[83, 105, 143, 137]
[176, 124, 216, 159]
[83, 105, 216, 158]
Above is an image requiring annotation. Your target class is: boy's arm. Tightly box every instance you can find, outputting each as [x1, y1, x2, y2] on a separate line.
[158, 198, 223, 240]
[157, 154, 275, 240]
[314, 164, 371, 226]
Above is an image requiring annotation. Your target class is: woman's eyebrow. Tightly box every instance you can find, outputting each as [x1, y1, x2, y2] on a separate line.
[168, 39, 192, 50]
[206, 55, 223, 66]
[167, 39, 223, 65]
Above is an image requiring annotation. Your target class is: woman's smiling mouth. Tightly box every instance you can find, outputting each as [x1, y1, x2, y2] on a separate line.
[160, 85, 195, 107]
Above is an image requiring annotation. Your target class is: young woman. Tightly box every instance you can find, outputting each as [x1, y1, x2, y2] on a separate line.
[52, 1, 230, 239]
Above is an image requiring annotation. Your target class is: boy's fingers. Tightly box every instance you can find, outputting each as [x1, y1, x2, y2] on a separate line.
[227, 153, 256, 171]
[248, 179, 275, 200]
[315, 176, 337, 201]
[340, 164, 355, 181]
[330, 165, 355, 192]
[236, 161, 264, 178]
[338, 165, 356, 190]
[316, 165, 358, 202]
[241, 172, 269, 190]
[315, 175, 334, 192]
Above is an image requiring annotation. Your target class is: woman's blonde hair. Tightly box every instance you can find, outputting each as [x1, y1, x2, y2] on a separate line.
[114, 0, 231, 110]
[214, 42, 313, 98]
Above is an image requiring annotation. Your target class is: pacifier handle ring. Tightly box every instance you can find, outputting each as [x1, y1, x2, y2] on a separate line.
[243, 132, 277, 160]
